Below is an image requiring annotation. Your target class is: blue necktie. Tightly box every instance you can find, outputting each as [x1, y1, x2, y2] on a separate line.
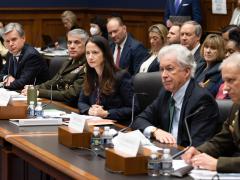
[13, 56, 18, 77]
[175, 0, 181, 13]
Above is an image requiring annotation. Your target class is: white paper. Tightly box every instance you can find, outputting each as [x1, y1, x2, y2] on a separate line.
[212, 0, 227, 14]
[43, 109, 67, 118]
[68, 112, 87, 133]
[9, 118, 62, 126]
[172, 160, 189, 171]
[190, 169, 240, 179]
[0, 88, 11, 106]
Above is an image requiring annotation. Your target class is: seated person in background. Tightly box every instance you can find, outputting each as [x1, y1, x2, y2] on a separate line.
[78, 36, 137, 125]
[230, 0, 240, 26]
[221, 25, 240, 45]
[217, 29, 240, 99]
[0, 21, 8, 58]
[182, 53, 240, 173]
[89, 16, 108, 40]
[166, 23, 181, 45]
[195, 34, 224, 97]
[138, 24, 168, 73]
[55, 10, 79, 49]
[132, 44, 219, 147]
[0, 22, 49, 90]
[107, 15, 148, 75]
[22, 29, 88, 107]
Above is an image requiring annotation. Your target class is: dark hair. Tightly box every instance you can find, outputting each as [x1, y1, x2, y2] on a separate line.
[221, 25, 239, 33]
[83, 35, 118, 96]
[90, 16, 108, 40]
[229, 29, 240, 49]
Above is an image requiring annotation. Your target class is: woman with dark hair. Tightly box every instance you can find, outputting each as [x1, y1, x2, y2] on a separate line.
[89, 16, 108, 40]
[78, 36, 136, 124]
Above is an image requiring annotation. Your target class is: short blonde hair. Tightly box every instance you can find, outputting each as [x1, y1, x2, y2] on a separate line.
[148, 24, 168, 45]
[61, 10, 77, 26]
[200, 34, 225, 61]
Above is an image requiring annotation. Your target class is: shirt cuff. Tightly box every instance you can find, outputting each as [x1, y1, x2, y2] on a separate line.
[143, 126, 156, 138]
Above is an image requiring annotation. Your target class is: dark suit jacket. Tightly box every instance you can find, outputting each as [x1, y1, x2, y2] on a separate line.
[132, 79, 219, 147]
[78, 70, 137, 124]
[0, 44, 49, 90]
[137, 54, 159, 73]
[195, 61, 223, 97]
[110, 33, 148, 75]
[37, 56, 86, 107]
[164, 0, 202, 24]
[197, 104, 240, 173]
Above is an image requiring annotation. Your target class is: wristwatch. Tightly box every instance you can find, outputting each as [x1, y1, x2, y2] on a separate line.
[151, 127, 158, 138]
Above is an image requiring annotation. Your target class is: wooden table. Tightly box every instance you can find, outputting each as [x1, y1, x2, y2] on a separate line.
[0, 100, 192, 180]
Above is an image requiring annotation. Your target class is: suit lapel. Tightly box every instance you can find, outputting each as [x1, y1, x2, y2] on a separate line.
[119, 35, 131, 67]
[177, 79, 194, 142]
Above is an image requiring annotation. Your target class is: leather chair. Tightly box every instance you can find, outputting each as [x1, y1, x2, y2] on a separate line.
[216, 99, 233, 132]
[47, 56, 66, 79]
[133, 72, 162, 111]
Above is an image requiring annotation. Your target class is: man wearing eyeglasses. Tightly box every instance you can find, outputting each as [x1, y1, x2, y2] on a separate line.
[22, 28, 88, 107]
[132, 44, 219, 147]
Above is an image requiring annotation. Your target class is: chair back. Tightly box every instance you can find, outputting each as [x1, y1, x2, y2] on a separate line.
[133, 72, 162, 111]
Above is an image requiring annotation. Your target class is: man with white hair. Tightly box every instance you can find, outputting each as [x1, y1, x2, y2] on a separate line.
[132, 44, 219, 147]
[182, 53, 240, 173]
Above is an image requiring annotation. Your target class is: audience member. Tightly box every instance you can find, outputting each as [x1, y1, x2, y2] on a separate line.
[138, 24, 168, 73]
[195, 34, 224, 97]
[0, 22, 49, 90]
[216, 29, 240, 99]
[132, 44, 219, 147]
[107, 15, 148, 75]
[0, 21, 8, 58]
[89, 16, 108, 40]
[55, 10, 79, 49]
[221, 25, 239, 45]
[230, 0, 240, 26]
[182, 53, 240, 173]
[180, 21, 205, 71]
[167, 23, 181, 45]
[164, 0, 202, 28]
[78, 36, 137, 124]
[22, 29, 88, 107]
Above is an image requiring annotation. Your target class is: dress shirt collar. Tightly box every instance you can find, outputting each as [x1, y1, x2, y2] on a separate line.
[172, 79, 190, 110]
[191, 43, 200, 55]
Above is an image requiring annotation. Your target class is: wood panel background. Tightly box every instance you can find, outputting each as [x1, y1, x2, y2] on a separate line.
[0, 0, 237, 48]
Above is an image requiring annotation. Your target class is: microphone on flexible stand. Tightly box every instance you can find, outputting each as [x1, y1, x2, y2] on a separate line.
[118, 92, 148, 133]
[171, 105, 206, 159]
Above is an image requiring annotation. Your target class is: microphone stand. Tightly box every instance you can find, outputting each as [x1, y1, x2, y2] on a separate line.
[172, 106, 205, 159]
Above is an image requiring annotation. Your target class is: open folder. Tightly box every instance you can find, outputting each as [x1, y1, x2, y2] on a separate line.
[9, 118, 62, 126]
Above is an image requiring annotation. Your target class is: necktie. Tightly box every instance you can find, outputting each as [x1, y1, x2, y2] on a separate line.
[13, 56, 18, 77]
[169, 96, 175, 132]
[116, 45, 121, 68]
[175, 0, 180, 13]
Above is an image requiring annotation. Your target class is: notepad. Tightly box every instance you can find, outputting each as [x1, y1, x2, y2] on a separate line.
[9, 118, 62, 126]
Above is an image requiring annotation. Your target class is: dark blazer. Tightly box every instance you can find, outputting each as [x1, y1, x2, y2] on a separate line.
[195, 61, 223, 97]
[197, 104, 240, 173]
[78, 70, 137, 124]
[132, 79, 219, 147]
[1, 44, 49, 90]
[164, 0, 202, 24]
[37, 57, 86, 107]
[110, 33, 148, 75]
[137, 54, 159, 73]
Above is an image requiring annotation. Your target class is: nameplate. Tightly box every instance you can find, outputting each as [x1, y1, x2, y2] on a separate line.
[68, 112, 87, 133]
[0, 88, 11, 106]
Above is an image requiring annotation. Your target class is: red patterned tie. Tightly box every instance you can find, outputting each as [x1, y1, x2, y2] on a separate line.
[116, 45, 121, 68]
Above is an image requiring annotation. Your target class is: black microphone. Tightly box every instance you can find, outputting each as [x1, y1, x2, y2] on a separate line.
[118, 92, 148, 133]
[171, 105, 205, 159]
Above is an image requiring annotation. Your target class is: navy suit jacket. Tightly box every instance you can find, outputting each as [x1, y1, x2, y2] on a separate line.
[110, 33, 148, 75]
[195, 61, 223, 97]
[164, 0, 202, 24]
[1, 44, 49, 90]
[78, 70, 138, 124]
[132, 79, 219, 147]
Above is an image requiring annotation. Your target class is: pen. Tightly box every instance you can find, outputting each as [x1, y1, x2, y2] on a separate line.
[203, 79, 210, 87]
